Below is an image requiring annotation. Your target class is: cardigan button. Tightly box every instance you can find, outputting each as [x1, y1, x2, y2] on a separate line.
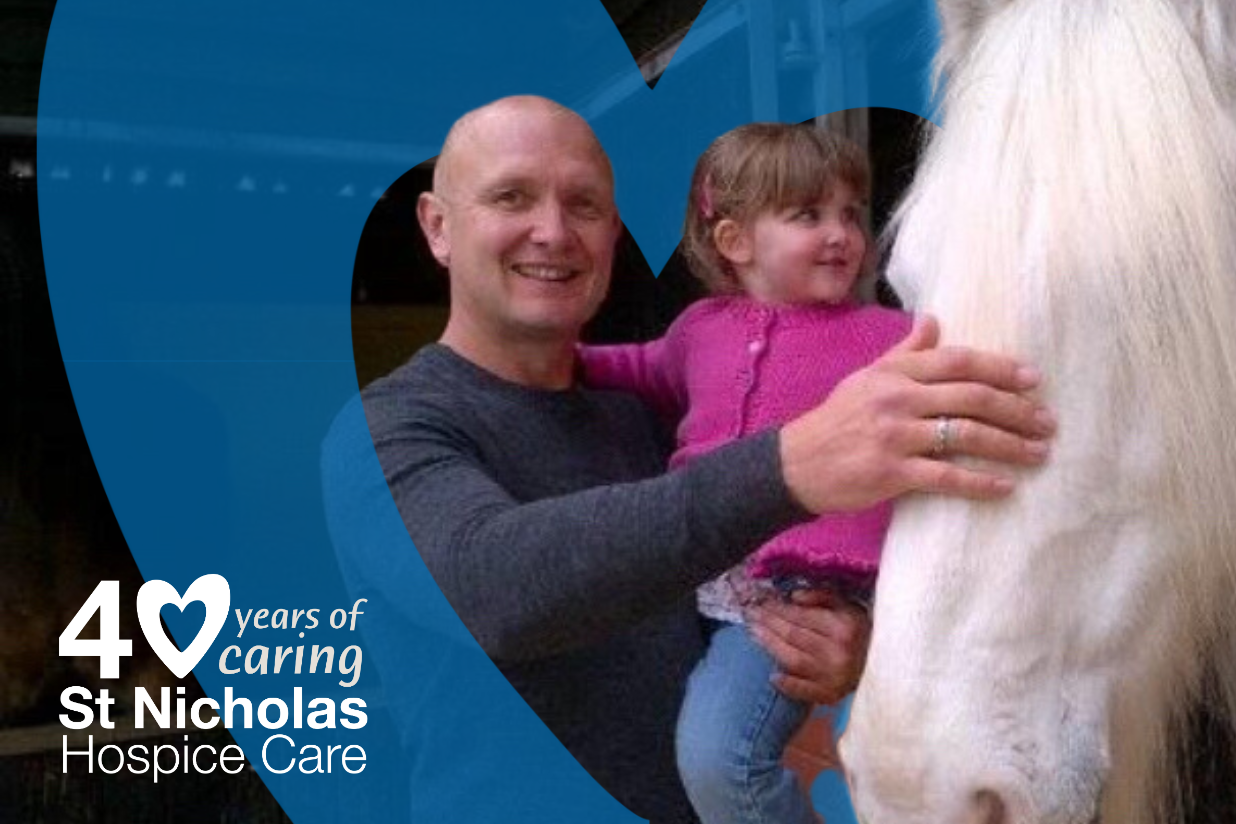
[747, 339, 764, 354]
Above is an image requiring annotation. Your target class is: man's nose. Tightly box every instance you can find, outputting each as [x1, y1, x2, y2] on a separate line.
[528, 199, 573, 245]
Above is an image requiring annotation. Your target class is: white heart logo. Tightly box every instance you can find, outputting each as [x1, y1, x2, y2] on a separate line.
[136, 574, 231, 679]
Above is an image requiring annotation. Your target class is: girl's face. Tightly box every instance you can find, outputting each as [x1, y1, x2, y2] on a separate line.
[728, 182, 866, 306]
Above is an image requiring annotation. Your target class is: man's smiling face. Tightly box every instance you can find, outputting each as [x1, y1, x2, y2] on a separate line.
[422, 97, 621, 350]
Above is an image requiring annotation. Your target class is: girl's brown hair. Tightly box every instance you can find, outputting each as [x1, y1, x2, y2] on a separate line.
[682, 122, 872, 294]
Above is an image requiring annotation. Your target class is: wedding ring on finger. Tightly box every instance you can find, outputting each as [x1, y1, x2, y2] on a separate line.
[931, 416, 956, 458]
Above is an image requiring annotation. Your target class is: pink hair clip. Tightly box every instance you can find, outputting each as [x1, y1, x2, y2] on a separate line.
[699, 176, 716, 220]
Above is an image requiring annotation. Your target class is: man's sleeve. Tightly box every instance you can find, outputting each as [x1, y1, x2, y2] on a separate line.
[335, 393, 806, 664]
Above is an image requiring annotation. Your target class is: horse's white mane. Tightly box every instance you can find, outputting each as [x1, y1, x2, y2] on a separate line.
[933, 0, 1236, 100]
[883, 0, 1236, 820]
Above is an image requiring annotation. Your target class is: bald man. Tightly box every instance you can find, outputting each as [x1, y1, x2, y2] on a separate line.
[347, 96, 1053, 822]
[420, 96, 620, 388]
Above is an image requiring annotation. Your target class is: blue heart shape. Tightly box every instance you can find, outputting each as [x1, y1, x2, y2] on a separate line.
[161, 599, 207, 648]
[37, 1, 937, 821]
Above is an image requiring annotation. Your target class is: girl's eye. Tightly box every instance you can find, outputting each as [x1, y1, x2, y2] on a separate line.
[794, 207, 820, 222]
[835, 202, 865, 222]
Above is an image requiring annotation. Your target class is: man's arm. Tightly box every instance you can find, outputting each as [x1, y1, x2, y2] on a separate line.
[329, 315, 1053, 671]
[370, 403, 802, 663]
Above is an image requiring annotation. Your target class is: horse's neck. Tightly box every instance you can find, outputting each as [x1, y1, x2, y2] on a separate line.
[885, 0, 1236, 819]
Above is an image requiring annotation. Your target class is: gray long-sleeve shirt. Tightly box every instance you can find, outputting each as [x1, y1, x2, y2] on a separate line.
[345, 344, 809, 822]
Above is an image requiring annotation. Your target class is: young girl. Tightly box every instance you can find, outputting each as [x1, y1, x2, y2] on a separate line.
[580, 122, 911, 824]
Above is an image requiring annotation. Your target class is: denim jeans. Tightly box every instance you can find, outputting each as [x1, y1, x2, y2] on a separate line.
[676, 621, 820, 824]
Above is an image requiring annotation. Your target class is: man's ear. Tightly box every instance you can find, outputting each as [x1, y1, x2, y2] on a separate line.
[713, 219, 752, 267]
[417, 191, 451, 267]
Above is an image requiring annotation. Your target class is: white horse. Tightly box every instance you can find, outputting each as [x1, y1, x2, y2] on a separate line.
[841, 1, 1236, 823]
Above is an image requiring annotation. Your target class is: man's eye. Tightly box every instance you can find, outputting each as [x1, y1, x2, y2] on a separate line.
[492, 189, 527, 207]
[570, 199, 606, 220]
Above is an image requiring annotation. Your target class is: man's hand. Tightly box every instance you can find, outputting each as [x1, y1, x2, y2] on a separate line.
[748, 589, 870, 705]
[780, 314, 1055, 514]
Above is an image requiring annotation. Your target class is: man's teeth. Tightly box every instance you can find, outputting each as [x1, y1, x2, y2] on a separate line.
[513, 264, 577, 281]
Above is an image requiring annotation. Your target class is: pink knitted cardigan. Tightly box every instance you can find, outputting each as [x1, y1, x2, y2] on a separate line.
[580, 295, 912, 580]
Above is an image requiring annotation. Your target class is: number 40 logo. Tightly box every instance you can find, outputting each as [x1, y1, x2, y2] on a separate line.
[59, 575, 232, 680]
